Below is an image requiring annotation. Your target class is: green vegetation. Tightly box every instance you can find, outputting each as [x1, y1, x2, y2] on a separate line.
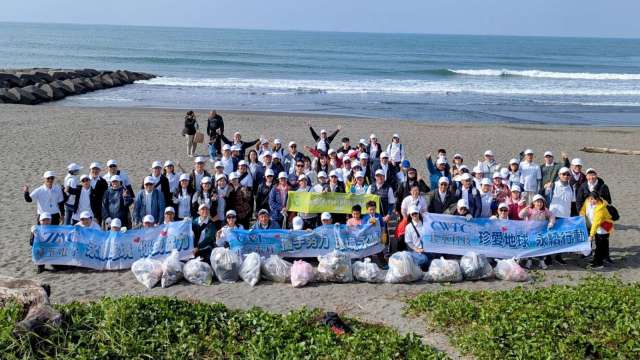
[406, 276, 640, 359]
[1, 296, 444, 359]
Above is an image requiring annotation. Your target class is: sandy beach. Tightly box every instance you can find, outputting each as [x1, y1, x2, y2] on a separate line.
[1, 104, 639, 357]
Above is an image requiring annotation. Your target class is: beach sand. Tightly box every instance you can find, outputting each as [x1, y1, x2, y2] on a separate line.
[1, 104, 639, 357]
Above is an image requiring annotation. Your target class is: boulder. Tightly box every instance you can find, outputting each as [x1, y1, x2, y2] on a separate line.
[0, 72, 21, 88]
[90, 75, 104, 90]
[22, 85, 52, 102]
[10, 87, 37, 105]
[48, 70, 72, 81]
[81, 78, 96, 91]
[100, 74, 114, 88]
[32, 71, 53, 83]
[115, 70, 131, 83]
[0, 275, 61, 336]
[111, 75, 122, 87]
[60, 79, 77, 95]
[0, 88, 20, 103]
[38, 83, 65, 100]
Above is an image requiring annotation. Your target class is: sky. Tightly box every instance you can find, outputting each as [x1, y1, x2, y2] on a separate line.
[1, 0, 639, 38]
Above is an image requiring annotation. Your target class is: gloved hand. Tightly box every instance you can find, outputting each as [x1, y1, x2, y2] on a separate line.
[465, 214, 473, 221]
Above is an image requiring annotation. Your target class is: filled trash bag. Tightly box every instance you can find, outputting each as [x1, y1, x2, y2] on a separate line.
[495, 258, 529, 282]
[239, 252, 261, 286]
[291, 260, 315, 288]
[427, 257, 463, 283]
[317, 251, 353, 283]
[131, 258, 163, 289]
[183, 257, 214, 285]
[210, 247, 241, 284]
[352, 258, 385, 283]
[385, 251, 423, 283]
[460, 252, 494, 281]
[261, 255, 292, 283]
[161, 250, 184, 288]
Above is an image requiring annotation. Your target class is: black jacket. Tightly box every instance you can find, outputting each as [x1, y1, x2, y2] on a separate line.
[188, 169, 211, 194]
[255, 182, 274, 214]
[221, 135, 259, 159]
[68, 185, 102, 222]
[576, 178, 612, 212]
[91, 177, 108, 222]
[426, 190, 459, 214]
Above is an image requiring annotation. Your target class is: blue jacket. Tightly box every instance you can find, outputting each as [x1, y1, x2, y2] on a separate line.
[133, 189, 165, 224]
[426, 157, 451, 190]
[454, 186, 482, 218]
[101, 187, 134, 225]
[268, 186, 288, 221]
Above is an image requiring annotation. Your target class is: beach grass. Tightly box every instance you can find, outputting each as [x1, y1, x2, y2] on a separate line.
[405, 276, 640, 359]
[1, 296, 445, 360]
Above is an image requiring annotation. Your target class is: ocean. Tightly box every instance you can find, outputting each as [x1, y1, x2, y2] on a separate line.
[1, 22, 640, 125]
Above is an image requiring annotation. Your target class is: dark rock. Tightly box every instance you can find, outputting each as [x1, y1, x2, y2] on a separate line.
[0, 88, 20, 103]
[81, 78, 95, 91]
[71, 79, 87, 94]
[115, 70, 131, 83]
[60, 80, 76, 94]
[38, 83, 65, 100]
[0, 73, 21, 88]
[100, 74, 114, 88]
[90, 75, 104, 90]
[10, 87, 37, 104]
[83, 68, 99, 77]
[14, 304, 62, 336]
[22, 85, 52, 102]
[48, 70, 72, 81]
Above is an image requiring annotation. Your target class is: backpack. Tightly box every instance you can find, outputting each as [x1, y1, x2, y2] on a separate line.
[606, 204, 620, 221]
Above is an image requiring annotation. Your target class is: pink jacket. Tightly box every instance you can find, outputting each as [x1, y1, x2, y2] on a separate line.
[519, 206, 556, 226]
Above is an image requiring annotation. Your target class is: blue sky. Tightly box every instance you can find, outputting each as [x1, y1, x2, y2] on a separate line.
[2, 0, 639, 38]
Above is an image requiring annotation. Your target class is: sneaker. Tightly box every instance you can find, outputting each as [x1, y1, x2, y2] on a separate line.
[36, 265, 45, 274]
[555, 255, 567, 265]
[589, 262, 604, 269]
[538, 260, 548, 270]
[604, 257, 614, 264]
[525, 259, 533, 269]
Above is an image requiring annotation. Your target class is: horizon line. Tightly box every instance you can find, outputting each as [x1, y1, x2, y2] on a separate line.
[1, 20, 638, 41]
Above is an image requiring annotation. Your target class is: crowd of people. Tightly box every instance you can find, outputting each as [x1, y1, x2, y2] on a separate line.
[24, 110, 616, 273]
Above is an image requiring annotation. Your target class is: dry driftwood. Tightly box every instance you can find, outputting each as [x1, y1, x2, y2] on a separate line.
[0, 275, 61, 335]
[581, 147, 640, 155]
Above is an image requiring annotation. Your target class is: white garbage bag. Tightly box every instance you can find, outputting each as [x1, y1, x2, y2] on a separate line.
[239, 252, 261, 286]
[160, 250, 184, 288]
[352, 258, 385, 283]
[261, 255, 292, 283]
[291, 260, 315, 288]
[317, 251, 353, 283]
[183, 257, 213, 285]
[385, 251, 423, 283]
[495, 258, 529, 282]
[131, 258, 163, 289]
[427, 257, 463, 283]
[460, 252, 494, 280]
[210, 247, 241, 284]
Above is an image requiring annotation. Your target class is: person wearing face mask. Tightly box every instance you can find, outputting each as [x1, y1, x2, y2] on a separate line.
[576, 168, 611, 214]
[308, 120, 341, 153]
[23, 171, 65, 225]
[102, 175, 134, 229]
[133, 176, 165, 226]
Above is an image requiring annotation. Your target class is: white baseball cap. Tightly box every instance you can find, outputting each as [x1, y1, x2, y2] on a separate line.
[278, 171, 287, 179]
[524, 149, 534, 155]
[457, 199, 469, 209]
[110, 218, 122, 228]
[532, 194, 546, 203]
[374, 169, 385, 176]
[233, 131, 241, 137]
[571, 158, 583, 166]
[438, 176, 449, 184]
[481, 178, 492, 186]
[272, 152, 281, 160]
[292, 216, 304, 230]
[359, 138, 366, 145]
[559, 167, 570, 174]
[492, 172, 502, 179]
[110, 175, 122, 182]
[143, 176, 154, 185]
[238, 160, 247, 166]
[265, 169, 275, 177]
[151, 161, 162, 169]
[222, 144, 231, 151]
[459, 165, 469, 171]
[355, 171, 365, 178]
[198, 203, 210, 210]
[329, 170, 337, 177]
[379, 152, 389, 159]
[262, 151, 272, 157]
[260, 138, 269, 144]
[200, 176, 212, 184]
[80, 174, 90, 181]
[369, 133, 376, 139]
[328, 148, 336, 154]
[179, 174, 190, 182]
[289, 141, 297, 147]
[509, 158, 519, 165]
[342, 155, 350, 162]
[498, 202, 509, 210]
[544, 151, 554, 157]
[453, 153, 463, 159]
[320, 129, 327, 134]
[586, 168, 597, 174]
[43, 171, 56, 179]
[215, 174, 227, 182]
[408, 205, 420, 214]
[164, 207, 175, 214]
[164, 160, 174, 167]
[214, 161, 224, 168]
[484, 150, 494, 157]
[79, 211, 93, 219]
[106, 159, 118, 167]
[194, 156, 206, 163]
[229, 172, 239, 181]
[321, 212, 332, 220]
[39, 212, 52, 221]
[297, 174, 307, 181]
[317, 171, 328, 178]
[472, 166, 481, 174]
[392, 133, 400, 138]
[359, 153, 369, 160]
[460, 173, 472, 181]
[90, 162, 102, 169]
[143, 215, 155, 223]
[226, 209, 237, 217]
[67, 163, 82, 172]
[231, 145, 241, 152]
[511, 184, 522, 192]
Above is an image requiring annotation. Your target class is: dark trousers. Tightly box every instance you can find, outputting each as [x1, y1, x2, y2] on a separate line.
[593, 233, 610, 266]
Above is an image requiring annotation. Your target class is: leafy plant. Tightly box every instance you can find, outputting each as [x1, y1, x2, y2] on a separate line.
[406, 276, 640, 359]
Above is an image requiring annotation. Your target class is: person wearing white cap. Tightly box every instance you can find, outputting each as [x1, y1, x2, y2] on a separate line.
[142, 215, 156, 229]
[206, 110, 224, 161]
[451, 154, 465, 177]
[162, 206, 176, 224]
[253, 208, 280, 230]
[313, 171, 330, 193]
[453, 173, 482, 218]
[478, 150, 499, 179]
[191, 203, 217, 262]
[87, 163, 108, 222]
[102, 174, 133, 229]
[256, 150, 283, 187]
[257, 138, 271, 162]
[477, 178, 495, 218]
[519, 194, 556, 269]
[426, 153, 451, 190]
[544, 166, 575, 265]
[227, 171, 254, 229]
[357, 152, 373, 183]
[109, 217, 122, 232]
[320, 212, 333, 225]
[403, 205, 428, 268]
[385, 133, 405, 169]
[284, 141, 304, 174]
[62, 163, 82, 224]
[212, 161, 226, 178]
[271, 152, 287, 181]
[271, 138, 285, 159]
[506, 184, 526, 220]
[212, 174, 231, 227]
[29, 212, 53, 272]
[426, 176, 458, 214]
[172, 173, 193, 220]
[446, 199, 473, 220]
[236, 160, 254, 188]
[268, 172, 290, 226]
[215, 209, 244, 247]
[219, 143, 237, 175]
[188, 156, 211, 194]
[576, 168, 611, 216]
[491, 172, 510, 204]
[163, 160, 183, 194]
[287, 158, 309, 190]
[308, 119, 341, 153]
[471, 165, 483, 190]
[67, 174, 96, 224]
[295, 175, 318, 228]
[311, 151, 331, 176]
[221, 131, 260, 159]
[146, 160, 172, 207]
[103, 160, 134, 196]
[23, 171, 65, 225]
[192, 176, 214, 218]
[183, 110, 198, 157]
[541, 151, 570, 190]
[368, 169, 396, 221]
[133, 176, 165, 226]
[519, 149, 542, 204]
[327, 170, 345, 193]
[77, 211, 101, 230]
[255, 168, 275, 217]
[348, 171, 369, 195]
[372, 151, 398, 189]
[291, 216, 305, 230]
[491, 203, 510, 220]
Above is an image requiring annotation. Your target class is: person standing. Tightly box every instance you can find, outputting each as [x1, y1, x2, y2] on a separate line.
[88, 162, 108, 224]
[519, 195, 556, 270]
[206, 110, 224, 160]
[23, 171, 65, 225]
[268, 172, 290, 227]
[183, 110, 198, 157]
[133, 176, 166, 226]
[102, 175, 134, 229]
[569, 158, 586, 215]
[63, 163, 82, 224]
[545, 167, 574, 265]
[426, 177, 458, 214]
[308, 120, 341, 153]
[519, 149, 542, 203]
[67, 174, 98, 224]
[576, 168, 612, 214]
[540, 151, 570, 191]
[580, 192, 614, 269]
[172, 174, 193, 221]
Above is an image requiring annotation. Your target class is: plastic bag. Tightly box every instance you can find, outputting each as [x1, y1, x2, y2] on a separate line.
[131, 258, 163, 289]
[210, 247, 241, 283]
[317, 251, 353, 283]
[239, 252, 261, 286]
[352, 258, 385, 283]
[161, 250, 184, 288]
[460, 252, 494, 281]
[291, 260, 315, 288]
[261, 255, 292, 283]
[385, 251, 423, 283]
[183, 257, 213, 285]
[495, 258, 529, 282]
[427, 257, 463, 283]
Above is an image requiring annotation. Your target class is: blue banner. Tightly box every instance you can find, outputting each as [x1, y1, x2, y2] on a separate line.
[32, 220, 194, 270]
[422, 214, 590, 258]
[228, 223, 383, 258]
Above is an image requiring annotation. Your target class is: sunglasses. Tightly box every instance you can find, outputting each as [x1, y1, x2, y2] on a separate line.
[499, 208, 508, 212]
[81, 179, 89, 182]
[226, 215, 236, 219]
[108, 165, 117, 168]
[296, 164, 304, 167]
